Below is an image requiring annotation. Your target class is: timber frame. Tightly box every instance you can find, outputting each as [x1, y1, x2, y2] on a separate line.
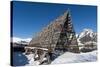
[25, 10, 80, 64]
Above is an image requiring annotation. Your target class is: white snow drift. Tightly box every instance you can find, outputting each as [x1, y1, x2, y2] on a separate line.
[51, 50, 97, 64]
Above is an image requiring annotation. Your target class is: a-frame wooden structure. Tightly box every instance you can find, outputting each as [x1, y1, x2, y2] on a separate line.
[25, 10, 80, 64]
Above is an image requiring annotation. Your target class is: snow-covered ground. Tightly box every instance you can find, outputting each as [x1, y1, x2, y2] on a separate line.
[51, 50, 97, 64]
[12, 50, 97, 66]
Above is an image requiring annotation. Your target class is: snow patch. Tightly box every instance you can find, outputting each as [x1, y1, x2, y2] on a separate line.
[25, 53, 40, 65]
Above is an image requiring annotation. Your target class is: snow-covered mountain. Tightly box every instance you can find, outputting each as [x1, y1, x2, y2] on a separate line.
[77, 28, 97, 51]
[78, 29, 97, 43]
[12, 37, 32, 44]
[79, 29, 95, 38]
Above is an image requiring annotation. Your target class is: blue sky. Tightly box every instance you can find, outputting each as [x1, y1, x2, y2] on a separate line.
[12, 1, 97, 38]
